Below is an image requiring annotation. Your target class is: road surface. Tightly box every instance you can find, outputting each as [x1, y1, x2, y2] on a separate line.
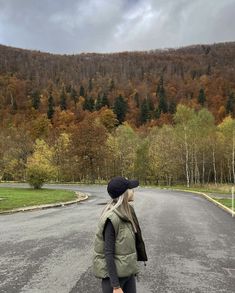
[0, 183, 234, 293]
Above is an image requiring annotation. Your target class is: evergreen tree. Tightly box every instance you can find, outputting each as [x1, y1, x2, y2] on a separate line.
[101, 93, 109, 107]
[71, 87, 78, 106]
[31, 90, 40, 110]
[156, 76, 168, 113]
[47, 93, 55, 120]
[88, 78, 93, 92]
[83, 96, 94, 111]
[147, 96, 154, 111]
[60, 88, 67, 111]
[140, 98, 150, 123]
[109, 79, 115, 91]
[79, 85, 85, 97]
[154, 107, 161, 119]
[226, 92, 235, 116]
[134, 92, 140, 108]
[197, 88, 206, 106]
[113, 95, 128, 124]
[169, 100, 177, 114]
[95, 93, 103, 110]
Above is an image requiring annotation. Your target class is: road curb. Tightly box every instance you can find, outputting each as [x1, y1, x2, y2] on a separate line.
[0, 191, 89, 215]
[163, 188, 235, 217]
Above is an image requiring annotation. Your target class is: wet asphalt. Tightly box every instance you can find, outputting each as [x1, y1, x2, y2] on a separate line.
[0, 183, 234, 293]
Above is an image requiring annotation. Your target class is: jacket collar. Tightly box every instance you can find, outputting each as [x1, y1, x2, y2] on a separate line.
[113, 204, 135, 222]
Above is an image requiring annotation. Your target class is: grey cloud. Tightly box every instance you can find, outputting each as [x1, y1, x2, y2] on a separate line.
[0, 0, 234, 54]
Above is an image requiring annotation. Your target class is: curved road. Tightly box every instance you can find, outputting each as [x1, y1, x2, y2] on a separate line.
[0, 184, 234, 293]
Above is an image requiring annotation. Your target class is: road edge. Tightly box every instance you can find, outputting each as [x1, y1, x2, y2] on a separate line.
[162, 188, 235, 217]
[0, 191, 89, 215]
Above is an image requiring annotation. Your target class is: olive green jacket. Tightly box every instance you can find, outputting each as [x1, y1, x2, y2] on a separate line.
[92, 205, 140, 278]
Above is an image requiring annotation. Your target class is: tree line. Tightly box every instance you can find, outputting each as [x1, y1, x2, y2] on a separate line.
[1, 104, 235, 187]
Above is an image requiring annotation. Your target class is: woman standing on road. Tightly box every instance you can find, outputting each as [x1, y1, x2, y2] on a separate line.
[92, 176, 148, 293]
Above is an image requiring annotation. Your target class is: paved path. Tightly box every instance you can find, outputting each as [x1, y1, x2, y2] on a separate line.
[0, 184, 234, 293]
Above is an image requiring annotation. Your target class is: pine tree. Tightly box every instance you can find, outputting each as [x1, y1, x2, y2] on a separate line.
[169, 100, 177, 114]
[31, 90, 40, 110]
[140, 98, 150, 123]
[95, 93, 103, 110]
[60, 88, 67, 111]
[71, 87, 78, 106]
[88, 78, 93, 92]
[79, 85, 85, 97]
[226, 92, 235, 116]
[197, 88, 206, 106]
[101, 93, 109, 107]
[109, 79, 115, 91]
[147, 96, 154, 111]
[83, 96, 94, 111]
[154, 107, 161, 119]
[156, 76, 168, 113]
[113, 95, 128, 124]
[47, 93, 55, 120]
[134, 92, 140, 108]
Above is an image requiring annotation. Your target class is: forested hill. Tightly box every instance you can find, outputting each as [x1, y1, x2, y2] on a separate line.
[0, 41, 235, 127]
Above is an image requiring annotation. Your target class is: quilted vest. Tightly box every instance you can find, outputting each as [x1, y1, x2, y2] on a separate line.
[92, 205, 139, 278]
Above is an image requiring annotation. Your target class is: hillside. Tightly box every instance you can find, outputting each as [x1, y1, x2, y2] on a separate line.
[0, 41, 235, 127]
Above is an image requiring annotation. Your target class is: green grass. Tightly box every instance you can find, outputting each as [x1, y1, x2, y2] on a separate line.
[158, 183, 233, 194]
[211, 198, 234, 209]
[0, 187, 77, 212]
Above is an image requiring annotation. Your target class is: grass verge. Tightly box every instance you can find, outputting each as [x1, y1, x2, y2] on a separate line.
[0, 187, 77, 212]
[211, 198, 233, 210]
[158, 183, 233, 194]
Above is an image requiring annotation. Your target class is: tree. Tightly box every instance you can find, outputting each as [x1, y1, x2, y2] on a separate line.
[83, 96, 95, 111]
[98, 108, 118, 132]
[88, 78, 93, 92]
[113, 95, 128, 124]
[60, 88, 67, 111]
[226, 92, 235, 117]
[71, 87, 78, 110]
[101, 93, 109, 108]
[197, 88, 206, 106]
[156, 76, 168, 113]
[71, 113, 108, 183]
[134, 92, 140, 108]
[79, 85, 85, 97]
[140, 98, 150, 124]
[47, 92, 55, 120]
[218, 115, 235, 184]
[31, 90, 40, 110]
[109, 79, 115, 91]
[26, 139, 57, 189]
[173, 104, 196, 187]
[95, 93, 103, 110]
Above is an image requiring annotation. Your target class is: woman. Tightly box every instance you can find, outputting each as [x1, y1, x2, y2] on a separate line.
[92, 176, 148, 293]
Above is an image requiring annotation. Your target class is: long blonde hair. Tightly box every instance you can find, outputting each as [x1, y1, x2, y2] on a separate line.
[100, 189, 137, 233]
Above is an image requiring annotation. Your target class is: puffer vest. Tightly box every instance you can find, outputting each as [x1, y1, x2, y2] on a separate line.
[92, 205, 140, 278]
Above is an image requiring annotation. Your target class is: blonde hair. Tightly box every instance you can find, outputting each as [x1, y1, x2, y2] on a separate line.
[100, 189, 137, 233]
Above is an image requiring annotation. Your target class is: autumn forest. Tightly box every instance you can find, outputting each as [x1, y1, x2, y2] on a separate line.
[0, 42, 235, 186]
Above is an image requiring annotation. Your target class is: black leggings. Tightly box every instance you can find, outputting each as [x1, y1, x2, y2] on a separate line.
[101, 275, 136, 293]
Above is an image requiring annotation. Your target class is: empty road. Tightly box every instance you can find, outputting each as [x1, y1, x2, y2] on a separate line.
[0, 184, 234, 293]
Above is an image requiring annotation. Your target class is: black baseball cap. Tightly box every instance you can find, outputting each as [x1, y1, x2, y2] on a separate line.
[107, 176, 139, 199]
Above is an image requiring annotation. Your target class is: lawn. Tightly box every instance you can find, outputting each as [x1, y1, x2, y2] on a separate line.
[0, 187, 77, 212]
[159, 183, 233, 194]
[211, 198, 234, 210]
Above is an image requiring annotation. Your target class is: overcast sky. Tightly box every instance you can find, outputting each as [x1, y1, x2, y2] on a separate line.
[0, 0, 234, 54]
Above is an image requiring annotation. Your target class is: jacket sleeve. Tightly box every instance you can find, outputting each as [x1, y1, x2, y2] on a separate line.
[103, 219, 120, 288]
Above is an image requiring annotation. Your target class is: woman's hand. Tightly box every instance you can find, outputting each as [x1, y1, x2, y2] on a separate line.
[113, 287, 123, 293]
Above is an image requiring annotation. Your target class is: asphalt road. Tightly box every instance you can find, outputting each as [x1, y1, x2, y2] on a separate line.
[0, 183, 234, 293]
